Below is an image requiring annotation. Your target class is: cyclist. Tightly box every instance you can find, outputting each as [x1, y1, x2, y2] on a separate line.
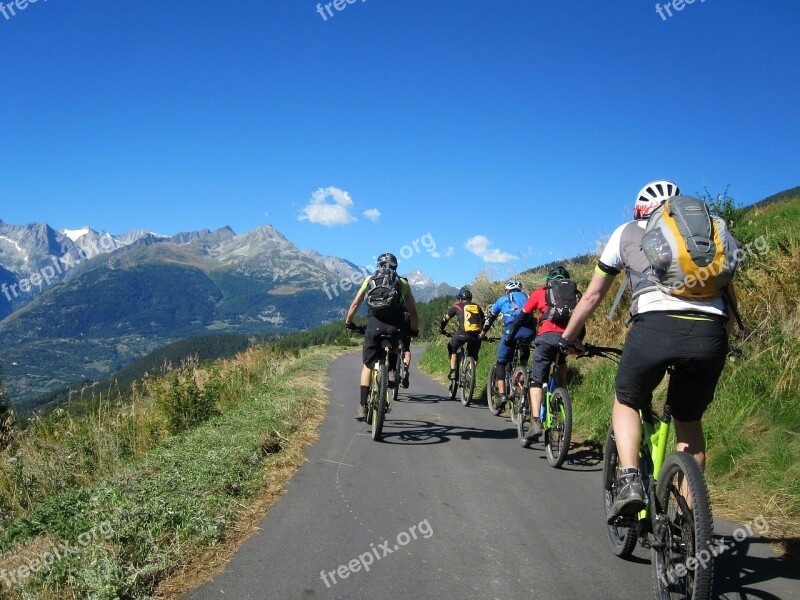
[506, 266, 581, 440]
[479, 279, 535, 408]
[558, 180, 740, 522]
[439, 288, 485, 382]
[345, 253, 419, 420]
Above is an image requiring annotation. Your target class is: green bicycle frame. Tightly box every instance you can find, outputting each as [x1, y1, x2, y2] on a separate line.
[638, 409, 672, 518]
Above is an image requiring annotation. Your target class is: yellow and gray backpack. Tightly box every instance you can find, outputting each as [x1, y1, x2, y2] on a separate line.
[632, 195, 736, 299]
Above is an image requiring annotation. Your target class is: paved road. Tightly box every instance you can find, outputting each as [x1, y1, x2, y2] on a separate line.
[187, 349, 799, 600]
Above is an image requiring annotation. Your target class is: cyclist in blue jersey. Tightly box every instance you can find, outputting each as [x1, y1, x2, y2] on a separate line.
[479, 279, 536, 407]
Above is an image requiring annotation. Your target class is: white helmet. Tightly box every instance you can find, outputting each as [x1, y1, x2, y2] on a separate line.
[635, 180, 681, 219]
[505, 279, 522, 292]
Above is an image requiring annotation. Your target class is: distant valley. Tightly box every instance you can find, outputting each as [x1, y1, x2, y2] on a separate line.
[0, 220, 457, 404]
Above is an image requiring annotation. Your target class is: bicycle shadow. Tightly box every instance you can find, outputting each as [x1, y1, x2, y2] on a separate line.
[714, 534, 800, 599]
[377, 418, 518, 445]
[518, 438, 604, 472]
[398, 392, 490, 408]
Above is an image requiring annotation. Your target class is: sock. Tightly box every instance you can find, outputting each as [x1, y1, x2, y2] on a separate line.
[360, 386, 369, 406]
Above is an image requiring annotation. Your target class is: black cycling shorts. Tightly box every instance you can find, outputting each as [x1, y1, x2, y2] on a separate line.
[363, 319, 402, 366]
[448, 332, 481, 360]
[615, 312, 728, 422]
[531, 331, 563, 385]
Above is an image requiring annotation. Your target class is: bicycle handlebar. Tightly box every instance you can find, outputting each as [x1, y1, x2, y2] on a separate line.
[576, 343, 623, 362]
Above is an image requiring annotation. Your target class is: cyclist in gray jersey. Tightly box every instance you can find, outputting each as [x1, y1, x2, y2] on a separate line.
[559, 180, 741, 522]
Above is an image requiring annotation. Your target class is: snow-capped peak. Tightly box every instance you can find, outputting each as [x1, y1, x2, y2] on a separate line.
[404, 269, 435, 286]
[62, 227, 91, 241]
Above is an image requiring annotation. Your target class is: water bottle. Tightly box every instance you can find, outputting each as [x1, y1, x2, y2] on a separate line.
[642, 229, 672, 277]
[540, 383, 547, 420]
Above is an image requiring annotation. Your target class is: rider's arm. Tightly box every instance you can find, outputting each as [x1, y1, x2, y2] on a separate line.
[345, 286, 367, 326]
[560, 270, 615, 343]
[439, 306, 456, 332]
[406, 294, 420, 333]
[482, 310, 499, 333]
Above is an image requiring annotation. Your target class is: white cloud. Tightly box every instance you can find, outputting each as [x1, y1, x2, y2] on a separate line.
[464, 235, 518, 263]
[299, 187, 357, 226]
[363, 208, 381, 222]
[431, 246, 455, 259]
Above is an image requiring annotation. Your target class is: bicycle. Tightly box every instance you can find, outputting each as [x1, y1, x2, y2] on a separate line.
[485, 337, 530, 424]
[352, 325, 401, 442]
[517, 343, 622, 468]
[602, 376, 714, 599]
[440, 331, 478, 406]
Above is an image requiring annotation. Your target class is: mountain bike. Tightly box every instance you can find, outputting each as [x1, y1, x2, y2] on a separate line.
[485, 338, 530, 424]
[440, 331, 478, 406]
[353, 325, 400, 441]
[603, 381, 714, 599]
[518, 344, 621, 468]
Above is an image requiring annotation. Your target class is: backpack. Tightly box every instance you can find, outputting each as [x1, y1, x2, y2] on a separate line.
[365, 267, 403, 319]
[461, 302, 485, 333]
[636, 196, 735, 299]
[541, 279, 580, 327]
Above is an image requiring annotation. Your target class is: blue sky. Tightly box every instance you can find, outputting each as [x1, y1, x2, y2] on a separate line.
[1, 1, 798, 287]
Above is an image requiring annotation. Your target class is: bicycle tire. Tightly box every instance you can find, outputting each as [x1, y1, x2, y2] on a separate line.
[392, 354, 401, 404]
[372, 362, 388, 441]
[487, 364, 503, 416]
[516, 369, 533, 447]
[460, 357, 476, 406]
[508, 366, 526, 425]
[545, 387, 572, 468]
[652, 452, 714, 600]
[602, 425, 639, 558]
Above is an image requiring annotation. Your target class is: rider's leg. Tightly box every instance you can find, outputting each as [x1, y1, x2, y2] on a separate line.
[496, 362, 506, 395]
[674, 419, 705, 470]
[611, 395, 642, 469]
[530, 383, 544, 420]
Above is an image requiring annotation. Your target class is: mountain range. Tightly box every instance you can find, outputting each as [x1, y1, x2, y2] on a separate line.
[0, 220, 457, 404]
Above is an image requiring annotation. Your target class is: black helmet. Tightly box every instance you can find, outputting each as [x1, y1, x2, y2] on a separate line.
[377, 252, 398, 269]
[547, 266, 570, 280]
[457, 287, 472, 301]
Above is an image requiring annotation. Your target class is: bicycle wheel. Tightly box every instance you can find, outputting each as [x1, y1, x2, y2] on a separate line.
[508, 366, 526, 425]
[602, 425, 639, 558]
[365, 369, 377, 425]
[487, 364, 503, 416]
[545, 387, 572, 468]
[516, 370, 533, 447]
[449, 354, 460, 400]
[371, 362, 388, 441]
[460, 357, 476, 406]
[652, 452, 714, 600]
[391, 354, 401, 404]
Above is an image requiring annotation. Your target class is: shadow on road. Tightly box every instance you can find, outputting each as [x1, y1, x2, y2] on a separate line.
[377, 418, 517, 445]
[714, 535, 800, 599]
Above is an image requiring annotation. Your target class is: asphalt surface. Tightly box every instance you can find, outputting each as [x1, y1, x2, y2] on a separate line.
[186, 348, 799, 600]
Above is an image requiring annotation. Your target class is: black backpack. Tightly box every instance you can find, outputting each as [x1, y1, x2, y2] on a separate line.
[365, 267, 403, 319]
[541, 279, 580, 327]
